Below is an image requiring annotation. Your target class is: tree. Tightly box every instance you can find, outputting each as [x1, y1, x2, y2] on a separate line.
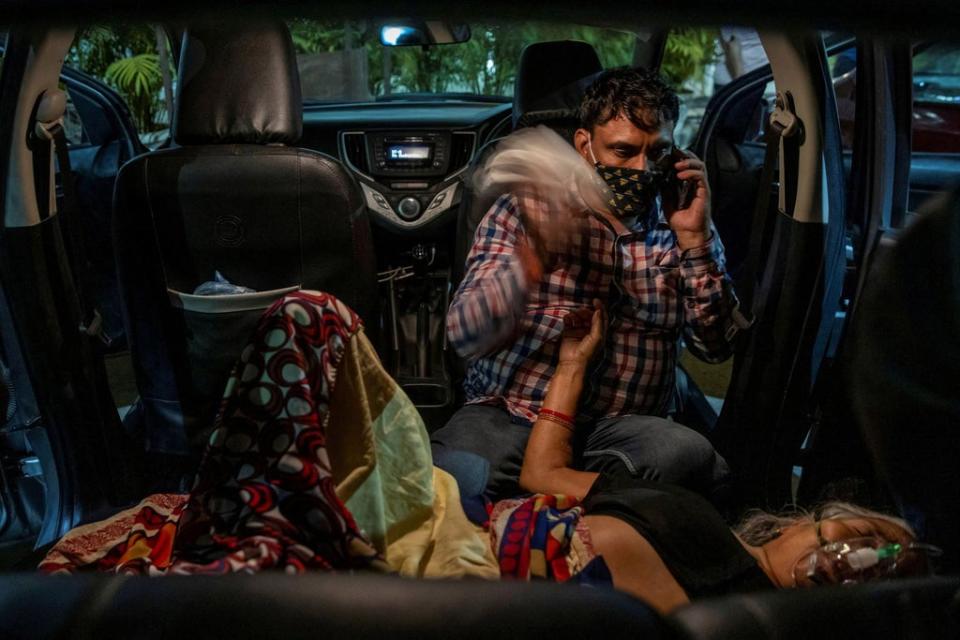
[661, 28, 718, 90]
[105, 53, 162, 131]
[68, 25, 173, 133]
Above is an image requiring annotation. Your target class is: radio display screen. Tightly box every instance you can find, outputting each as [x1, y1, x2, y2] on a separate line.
[386, 142, 433, 162]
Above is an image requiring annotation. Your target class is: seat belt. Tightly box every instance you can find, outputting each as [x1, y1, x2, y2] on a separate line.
[31, 89, 110, 346]
[736, 90, 802, 320]
[723, 90, 804, 425]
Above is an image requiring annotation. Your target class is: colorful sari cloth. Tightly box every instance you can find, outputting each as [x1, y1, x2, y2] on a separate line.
[490, 495, 599, 582]
[40, 291, 498, 577]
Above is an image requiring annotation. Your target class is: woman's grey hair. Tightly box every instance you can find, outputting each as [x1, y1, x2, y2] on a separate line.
[734, 501, 915, 546]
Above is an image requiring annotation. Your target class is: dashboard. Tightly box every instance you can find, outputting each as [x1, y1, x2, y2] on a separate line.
[300, 100, 512, 234]
[296, 100, 516, 419]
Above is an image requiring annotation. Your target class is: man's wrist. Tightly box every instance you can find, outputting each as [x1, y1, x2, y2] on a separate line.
[675, 229, 712, 251]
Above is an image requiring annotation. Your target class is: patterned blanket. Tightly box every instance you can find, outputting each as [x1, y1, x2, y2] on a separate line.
[40, 291, 497, 578]
[490, 495, 598, 582]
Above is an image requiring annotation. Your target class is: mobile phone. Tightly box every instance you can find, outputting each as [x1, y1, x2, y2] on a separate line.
[653, 147, 695, 211]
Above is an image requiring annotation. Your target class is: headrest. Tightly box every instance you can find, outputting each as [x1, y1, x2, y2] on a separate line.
[849, 186, 960, 573]
[174, 21, 302, 146]
[513, 40, 603, 130]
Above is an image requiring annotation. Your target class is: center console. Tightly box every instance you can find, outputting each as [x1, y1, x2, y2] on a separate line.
[340, 129, 475, 232]
[339, 129, 476, 428]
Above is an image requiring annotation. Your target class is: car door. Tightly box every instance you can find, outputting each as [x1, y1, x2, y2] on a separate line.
[795, 38, 960, 507]
[677, 31, 849, 509]
[0, 25, 172, 568]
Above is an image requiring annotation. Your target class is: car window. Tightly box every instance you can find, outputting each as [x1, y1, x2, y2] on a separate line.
[64, 25, 175, 149]
[828, 43, 857, 150]
[912, 42, 960, 153]
[289, 19, 639, 103]
[830, 40, 960, 153]
[662, 27, 769, 148]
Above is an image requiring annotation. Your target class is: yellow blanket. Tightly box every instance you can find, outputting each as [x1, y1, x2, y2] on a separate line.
[326, 331, 498, 579]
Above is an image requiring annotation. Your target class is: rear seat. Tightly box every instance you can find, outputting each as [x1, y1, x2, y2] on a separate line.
[2, 573, 957, 639]
[669, 577, 960, 640]
[0, 573, 665, 640]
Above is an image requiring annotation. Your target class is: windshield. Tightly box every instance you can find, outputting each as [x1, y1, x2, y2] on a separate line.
[289, 19, 640, 103]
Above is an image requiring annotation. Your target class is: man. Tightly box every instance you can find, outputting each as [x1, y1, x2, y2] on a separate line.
[433, 68, 746, 499]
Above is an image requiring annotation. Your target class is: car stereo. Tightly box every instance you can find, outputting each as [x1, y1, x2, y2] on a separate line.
[370, 132, 450, 176]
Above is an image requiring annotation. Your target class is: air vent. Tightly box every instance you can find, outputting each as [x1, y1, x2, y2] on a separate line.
[342, 132, 368, 174]
[449, 132, 476, 173]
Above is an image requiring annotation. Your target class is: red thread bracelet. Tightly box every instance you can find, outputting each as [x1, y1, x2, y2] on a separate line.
[538, 408, 575, 424]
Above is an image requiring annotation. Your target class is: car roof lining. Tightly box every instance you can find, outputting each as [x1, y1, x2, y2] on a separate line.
[9, 1, 960, 37]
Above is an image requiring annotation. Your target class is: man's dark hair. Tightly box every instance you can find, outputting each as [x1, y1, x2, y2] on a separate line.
[579, 67, 680, 132]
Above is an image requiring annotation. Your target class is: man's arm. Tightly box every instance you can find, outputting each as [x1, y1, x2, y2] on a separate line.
[664, 152, 745, 362]
[677, 230, 744, 363]
[447, 194, 534, 360]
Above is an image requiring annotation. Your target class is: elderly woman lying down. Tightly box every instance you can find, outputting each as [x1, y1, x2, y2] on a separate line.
[40, 292, 937, 613]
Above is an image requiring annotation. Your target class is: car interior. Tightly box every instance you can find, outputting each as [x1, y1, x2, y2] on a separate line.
[0, 1, 958, 637]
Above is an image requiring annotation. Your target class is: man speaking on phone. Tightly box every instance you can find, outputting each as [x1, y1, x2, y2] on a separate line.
[433, 67, 747, 499]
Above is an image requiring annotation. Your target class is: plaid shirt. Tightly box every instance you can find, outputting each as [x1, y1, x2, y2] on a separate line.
[447, 192, 743, 425]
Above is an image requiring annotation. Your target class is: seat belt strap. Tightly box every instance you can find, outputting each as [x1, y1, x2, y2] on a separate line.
[737, 91, 803, 321]
[32, 90, 111, 346]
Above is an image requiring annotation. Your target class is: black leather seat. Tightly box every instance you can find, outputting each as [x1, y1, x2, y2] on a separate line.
[451, 40, 603, 287]
[668, 577, 960, 639]
[0, 573, 666, 640]
[846, 184, 960, 574]
[113, 21, 377, 472]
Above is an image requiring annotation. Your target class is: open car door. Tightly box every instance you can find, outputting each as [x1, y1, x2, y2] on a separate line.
[0, 27, 148, 568]
[698, 32, 849, 508]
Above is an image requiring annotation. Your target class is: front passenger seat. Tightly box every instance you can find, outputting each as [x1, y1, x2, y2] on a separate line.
[113, 20, 377, 478]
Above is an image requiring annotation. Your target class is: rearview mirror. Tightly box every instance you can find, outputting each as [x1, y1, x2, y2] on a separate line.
[379, 21, 471, 47]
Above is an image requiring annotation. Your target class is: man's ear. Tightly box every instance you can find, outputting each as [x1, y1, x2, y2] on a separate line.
[574, 128, 592, 162]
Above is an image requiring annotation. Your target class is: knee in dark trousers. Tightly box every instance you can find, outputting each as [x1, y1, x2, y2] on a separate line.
[430, 405, 530, 500]
[582, 415, 728, 491]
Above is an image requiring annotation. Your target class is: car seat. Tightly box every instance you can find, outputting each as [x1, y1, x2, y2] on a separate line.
[0, 573, 667, 640]
[846, 184, 960, 574]
[112, 20, 377, 478]
[669, 576, 960, 639]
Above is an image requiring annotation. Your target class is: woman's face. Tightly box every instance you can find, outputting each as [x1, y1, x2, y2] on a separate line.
[773, 517, 916, 588]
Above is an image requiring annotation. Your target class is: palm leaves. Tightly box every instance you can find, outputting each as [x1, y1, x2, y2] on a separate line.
[104, 52, 165, 134]
[69, 26, 173, 134]
[105, 53, 162, 98]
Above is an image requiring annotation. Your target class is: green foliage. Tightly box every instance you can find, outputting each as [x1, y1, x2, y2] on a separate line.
[661, 28, 719, 89]
[106, 54, 161, 97]
[290, 20, 638, 99]
[105, 53, 162, 132]
[289, 18, 346, 53]
[68, 25, 172, 133]
[67, 21, 719, 126]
